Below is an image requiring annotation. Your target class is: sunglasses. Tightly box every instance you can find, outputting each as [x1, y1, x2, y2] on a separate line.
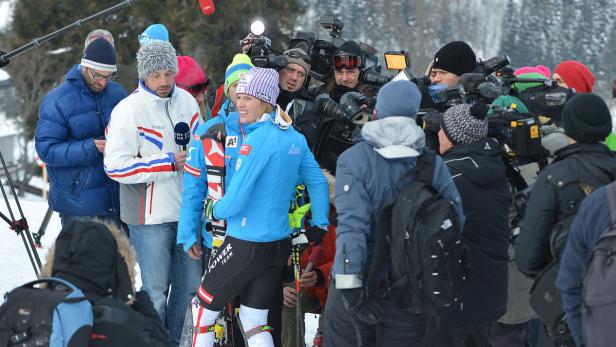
[177, 80, 209, 94]
[333, 55, 361, 71]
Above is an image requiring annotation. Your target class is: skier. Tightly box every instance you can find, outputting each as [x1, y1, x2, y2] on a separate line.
[189, 67, 330, 347]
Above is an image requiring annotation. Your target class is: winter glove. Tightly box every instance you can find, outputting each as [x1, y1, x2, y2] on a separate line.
[306, 226, 327, 245]
[340, 288, 382, 326]
[203, 197, 218, 221]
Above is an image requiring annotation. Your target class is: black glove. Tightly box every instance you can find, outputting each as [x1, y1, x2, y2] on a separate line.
[341, 288, 382, 325]
[306, 226, 327, 245]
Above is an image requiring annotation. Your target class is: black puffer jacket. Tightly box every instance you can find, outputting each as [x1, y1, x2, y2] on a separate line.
[515, 142, 616, 276]
[443, 138, 512, 325]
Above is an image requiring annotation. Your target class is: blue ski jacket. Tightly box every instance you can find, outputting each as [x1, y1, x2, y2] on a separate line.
[177, 109, 242, 251]
[211, 112, 330, 243]
[35, 65, 126, 216]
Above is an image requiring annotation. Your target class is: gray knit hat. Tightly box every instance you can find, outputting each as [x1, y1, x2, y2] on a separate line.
[283, 48, 311, 74]
[236, 67, 280, 107]
[441, 103, 488, 145]
[137, 41, 178, 80]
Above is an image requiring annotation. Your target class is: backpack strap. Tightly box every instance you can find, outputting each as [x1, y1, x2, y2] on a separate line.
[414, 151, 436, 185]
[606, 182, 616, 226]
[396, 151, 437, 189]
[365, 202, 393, 297]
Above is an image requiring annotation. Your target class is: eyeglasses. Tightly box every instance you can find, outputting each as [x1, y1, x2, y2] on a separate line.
[88, 68, 116, 81]
[284, 50, 311, 64]
[177, 80, 209, 94]
[333, 55, 361, 71]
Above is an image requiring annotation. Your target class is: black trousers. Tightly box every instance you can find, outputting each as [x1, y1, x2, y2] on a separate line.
[323, 285, 427, 347]
[197, 236, 291, 311]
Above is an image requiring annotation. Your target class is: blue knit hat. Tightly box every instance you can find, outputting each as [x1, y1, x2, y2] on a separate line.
[81, 38, 116, 72]
[138, 24, 169, 46]
[236, 67, 280, 107]
[375, 80, 422, 119]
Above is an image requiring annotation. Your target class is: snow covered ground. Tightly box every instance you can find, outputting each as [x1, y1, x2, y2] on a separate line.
[0, 192, 61, 295]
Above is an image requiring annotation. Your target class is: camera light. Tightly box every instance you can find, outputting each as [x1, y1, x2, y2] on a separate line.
[250, 20, 265, 36]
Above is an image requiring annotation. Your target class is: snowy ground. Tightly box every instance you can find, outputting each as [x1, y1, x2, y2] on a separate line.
[0, 192, 61, 295]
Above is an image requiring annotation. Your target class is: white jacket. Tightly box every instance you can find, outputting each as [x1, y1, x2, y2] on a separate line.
[104, 82, 200, 225]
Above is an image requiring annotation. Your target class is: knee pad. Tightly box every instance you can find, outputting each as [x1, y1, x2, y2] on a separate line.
[238, 305, 274, 347]
[191, 297, 219, 347]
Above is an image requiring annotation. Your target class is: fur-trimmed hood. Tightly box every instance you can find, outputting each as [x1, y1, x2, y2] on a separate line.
[41, 221, 137, 304]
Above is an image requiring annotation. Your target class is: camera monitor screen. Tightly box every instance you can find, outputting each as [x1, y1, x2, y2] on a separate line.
[384, 51, 409, 70]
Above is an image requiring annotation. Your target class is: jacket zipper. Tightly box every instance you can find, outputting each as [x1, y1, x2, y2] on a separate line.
[164, 100, 180, 152]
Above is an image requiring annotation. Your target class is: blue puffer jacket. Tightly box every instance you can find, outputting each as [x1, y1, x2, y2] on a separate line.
[35, 65, 126, 216]
[177, 110, 243, 251]
[212, 111, 330, 242]
[332, 116, 464, 288]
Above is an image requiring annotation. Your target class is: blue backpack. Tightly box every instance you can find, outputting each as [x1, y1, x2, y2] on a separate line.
[0, 277, 93, 347]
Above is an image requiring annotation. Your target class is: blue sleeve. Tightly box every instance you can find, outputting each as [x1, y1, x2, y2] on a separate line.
[332, 153, 372, 276]
[556, 190, 608, 347]
[433, 155, 465, 230]
[299, 140, 330, 228]
[177, 135, 211, 252]
[35, 98, 100, 168]
[213, 131, 270, 219]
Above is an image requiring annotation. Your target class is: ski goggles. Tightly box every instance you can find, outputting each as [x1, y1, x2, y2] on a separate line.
[333, 55, 361, 71]
[177, 81, 209, 94]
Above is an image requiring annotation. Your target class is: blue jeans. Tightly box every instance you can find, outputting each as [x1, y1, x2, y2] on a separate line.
[59, 213, 122, 230]
[128, 222, 203, 347]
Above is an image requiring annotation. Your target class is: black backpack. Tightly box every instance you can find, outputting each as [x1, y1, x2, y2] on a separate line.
[0, 277, 93, 347]
[365, 151, 465, 314]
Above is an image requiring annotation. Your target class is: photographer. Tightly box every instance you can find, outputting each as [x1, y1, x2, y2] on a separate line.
[313, 41, 375, 173]
[324, 41, 375, 102]
[277, 48, 321, 149]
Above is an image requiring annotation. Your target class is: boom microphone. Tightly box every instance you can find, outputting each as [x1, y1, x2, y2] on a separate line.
[199, 0, 215, 15]
[174, 122, 191, 151]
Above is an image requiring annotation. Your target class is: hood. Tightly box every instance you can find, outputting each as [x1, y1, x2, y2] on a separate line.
[443, 138, 505, 189]
[361, 116, 425, 159]
[41, 221, 137, 304]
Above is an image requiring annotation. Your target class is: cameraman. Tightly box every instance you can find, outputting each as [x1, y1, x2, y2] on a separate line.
[429, 41, 477, 89]
[325, 41, 375, 102]
[277, 48, 321, 149]
[314, 41, 375, 173]
[421, 41, 477, 150]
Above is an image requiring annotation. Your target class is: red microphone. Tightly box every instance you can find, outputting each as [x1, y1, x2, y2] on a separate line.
[304, 246, 324, 273]
[199, 0, 215, 15]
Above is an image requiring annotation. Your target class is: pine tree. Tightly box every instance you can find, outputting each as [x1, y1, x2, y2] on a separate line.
[2, 0, 301, 139]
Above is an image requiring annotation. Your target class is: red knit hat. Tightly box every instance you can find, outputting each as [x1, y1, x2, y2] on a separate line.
[175, 56, 208, 95]
[554, 60, 595, 93]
